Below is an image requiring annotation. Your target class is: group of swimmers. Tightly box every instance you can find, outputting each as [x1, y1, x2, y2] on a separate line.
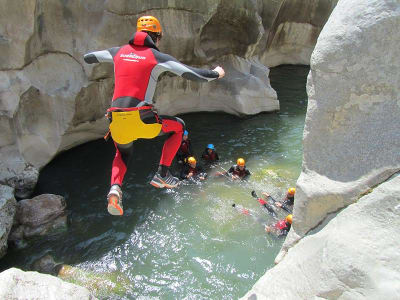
[176, 130, 294, 237]
[174, 130, 251, 181]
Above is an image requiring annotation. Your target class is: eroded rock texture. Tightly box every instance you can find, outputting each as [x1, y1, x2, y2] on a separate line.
[0, 0, 335, 173]
[243, 0, 400, 298]
[0, 268, 96, 300]
[0, 185, 16, 258]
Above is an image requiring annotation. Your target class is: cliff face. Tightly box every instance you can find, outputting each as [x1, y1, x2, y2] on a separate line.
[0, 0, 335, 179]
[243, 0, 400, 298]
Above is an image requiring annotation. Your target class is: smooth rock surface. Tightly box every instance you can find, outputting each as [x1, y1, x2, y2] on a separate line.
[0, 185, 16, 258]
[283, 0, 400, 251]
[244, 0, 400, 298]
[0, 268, 96, 300]
[242, 174, 400, 300]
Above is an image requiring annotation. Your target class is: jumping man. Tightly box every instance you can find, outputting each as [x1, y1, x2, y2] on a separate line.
[84, 16, 225, 215]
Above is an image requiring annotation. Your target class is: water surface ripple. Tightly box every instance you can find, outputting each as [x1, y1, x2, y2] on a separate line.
[1, 65, 309, 299]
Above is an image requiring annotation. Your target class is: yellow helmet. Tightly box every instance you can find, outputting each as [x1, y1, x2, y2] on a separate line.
[188, 157, 196, 164]
[137, 16, 162, 35]
[237, 158, 245, 166]
[285, 214, 293, 224]
[288, 188, 296, 196]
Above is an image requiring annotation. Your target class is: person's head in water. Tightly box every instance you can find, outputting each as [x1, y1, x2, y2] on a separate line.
[287, 188, 296, 198]
[137, 16, 163, 46]
[207, 144, 215, 154]
[188, 157, 196, 168]
[237, 158, 245, 170]
[183, 130, 189, 141]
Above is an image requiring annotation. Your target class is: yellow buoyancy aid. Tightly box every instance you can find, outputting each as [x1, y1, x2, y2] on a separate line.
[109, 110, 162, 144]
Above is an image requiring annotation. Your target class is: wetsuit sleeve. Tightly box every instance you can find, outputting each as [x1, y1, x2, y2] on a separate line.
[242, 169, 251, 180]
[152, 50, 219, 82]
[215, 152, 220, 161]
[228, 166, 234, 174]
[83, 47, 120, 64]
[180, 166, 189, 179]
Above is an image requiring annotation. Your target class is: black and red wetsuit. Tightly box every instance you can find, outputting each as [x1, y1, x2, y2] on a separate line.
[176, 139, 193, 163]
[273, 220, 291, 237]
[283, 195, 294, 207]
[180, 164, 205, 180]
[201, 149, 219, 163]
[84, 32, 219, 187]
[228, 165, 251, 179]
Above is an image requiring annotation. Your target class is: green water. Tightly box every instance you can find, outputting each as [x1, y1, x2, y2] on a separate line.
[0, 65, 309, 299]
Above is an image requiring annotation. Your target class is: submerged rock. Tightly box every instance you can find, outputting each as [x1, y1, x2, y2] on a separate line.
[58, 265, 131, 298]
[0, 185, 16, 258]
[0, 268, 96, 300]
[9, 194, 67, 248]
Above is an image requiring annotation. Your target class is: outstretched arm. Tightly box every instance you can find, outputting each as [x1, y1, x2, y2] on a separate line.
[83, 47, 120, 64]
[152, 51, 224, 82]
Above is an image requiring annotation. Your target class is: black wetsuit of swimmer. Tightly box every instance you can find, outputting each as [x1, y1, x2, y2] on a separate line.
[201, 149, 219, 163]
[180, 164, 206, 180]
[228, 165, 251, 180]
[177, 139, 193, 164]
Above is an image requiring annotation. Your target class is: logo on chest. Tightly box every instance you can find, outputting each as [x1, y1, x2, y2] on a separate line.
[120, 52, 146, 62]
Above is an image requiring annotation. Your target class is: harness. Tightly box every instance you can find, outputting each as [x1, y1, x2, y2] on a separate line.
[107, 106, 162, 145]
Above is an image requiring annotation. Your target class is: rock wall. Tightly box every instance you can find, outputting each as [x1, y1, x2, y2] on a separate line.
[243, 0, 400, 298]
[0, 0, 336, 181]
[0, 185, 16, 259]
[242, 174, 400, 300]
[0, 268, 96, 300]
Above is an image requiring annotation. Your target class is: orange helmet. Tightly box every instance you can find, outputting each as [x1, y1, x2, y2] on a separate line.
[188, 157, 196, 164]
[137, 16, 162, 35]
[237, 158, 245, 166]
[285, 214, 293, 224]
[288, 188, 296, 196]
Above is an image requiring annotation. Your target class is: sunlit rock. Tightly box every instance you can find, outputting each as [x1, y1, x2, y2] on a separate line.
[242, 174, 400, 299]
[0, 268, 96, 299]
[244, 0, 400, 298]
[154, 55, 279, 116]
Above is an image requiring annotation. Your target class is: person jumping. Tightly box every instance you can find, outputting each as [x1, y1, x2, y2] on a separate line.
[84, 16, 225, 215]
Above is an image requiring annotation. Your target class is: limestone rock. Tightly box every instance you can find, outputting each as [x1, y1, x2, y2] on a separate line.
[9, 194, 67, 247]
[0, 147, 39, 199]
[284, 0, 400, 244]
[154, 55, 279, 116]
[0, 0, 336, 172]
[0, 268, 96, 300]
[0, 185, 16, 258]
[242, 174, 400, 300]
[32, 254, 63, 276]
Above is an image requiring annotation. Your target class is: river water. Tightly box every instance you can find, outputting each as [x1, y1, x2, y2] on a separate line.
[1, 65, 309, 299]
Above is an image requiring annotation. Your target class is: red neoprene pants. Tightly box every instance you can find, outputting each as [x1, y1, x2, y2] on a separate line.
[110, 116, 184, 186]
